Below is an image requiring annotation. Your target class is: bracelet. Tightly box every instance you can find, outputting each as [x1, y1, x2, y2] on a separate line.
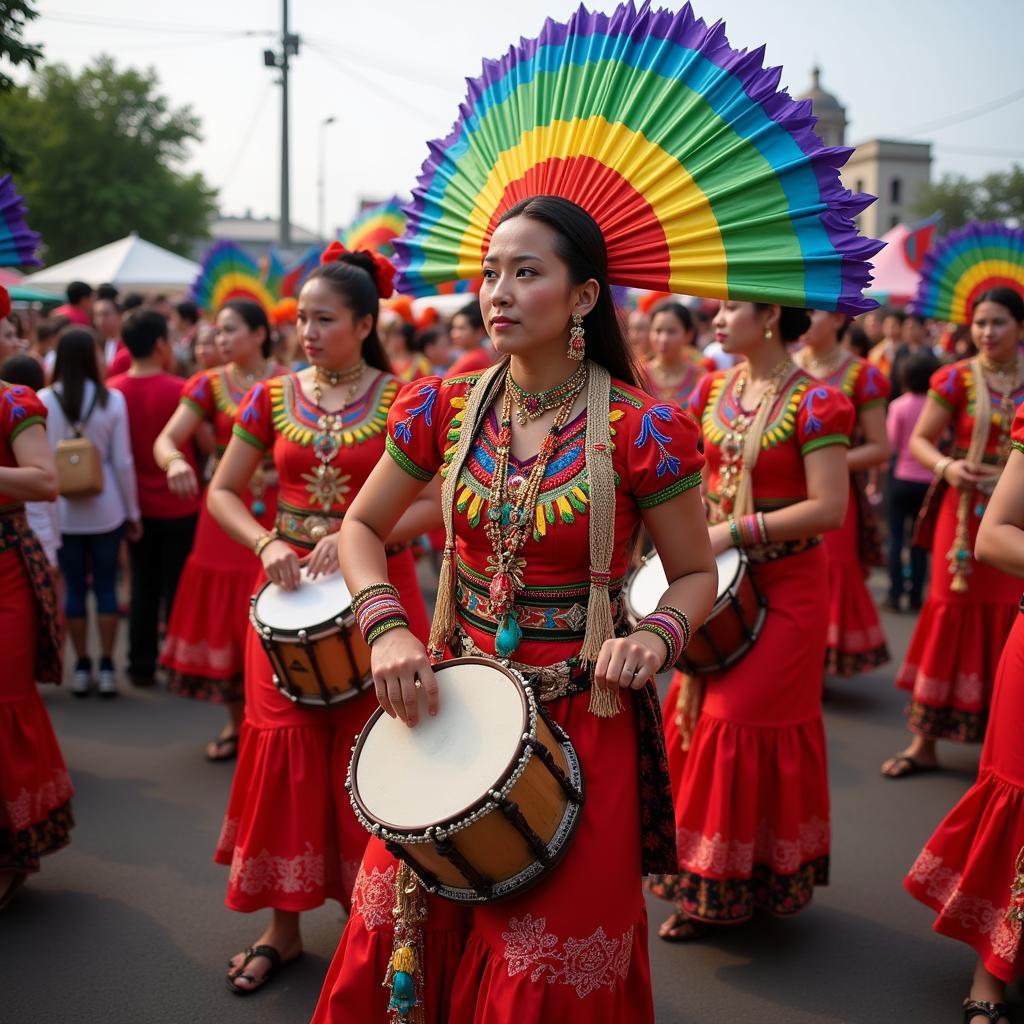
[366, 616, 411, 646]
[351, 582, 400, 614]
[656, 604, 692, 651]
[633, 621, 678, 674]
[356, 596, 407, 638]
[934, 456, 954, 481]
[254, 530, 278, 558]
[161, 450, 185, 472]
[728, 514, 742, 548]
[757, 511, 769, 545]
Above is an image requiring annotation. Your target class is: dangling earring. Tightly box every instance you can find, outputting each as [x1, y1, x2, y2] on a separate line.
[764, 328, 774, 341]
[568, 312, 585, 361]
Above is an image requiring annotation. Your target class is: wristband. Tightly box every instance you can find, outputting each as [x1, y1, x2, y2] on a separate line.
[757, 511, 769, 545]
[161, 450, 185, 472]
[728, 514, 742, 548]
[366, 616, 410, 645]
[352, 582, 400, 613]
[934, 456, 953, 481]
[254, 530, 278, 558]
[656, 604, 692, 651]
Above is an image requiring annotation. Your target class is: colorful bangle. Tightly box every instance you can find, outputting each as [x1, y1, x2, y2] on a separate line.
[656, 604, 692, 651]
[366, 617, 410, 645]
[757, 511, 769, 545]
[254, 530, 278, 558]
[633, 613, 682, 673]
[934, 456, 953, 481]
[351, 582, 400, 614]
[356, 597, 407, 639]
[728, 515, 742, 548]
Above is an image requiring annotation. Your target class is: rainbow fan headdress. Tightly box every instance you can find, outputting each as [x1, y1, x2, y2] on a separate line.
[343, 196, 406, 255]
[281, 245, 322, 298]
[911, 222, 1024, 325]
[190, 241, 276, 315]
[0, 175, 42, 268]
[394, 2, 882, 314]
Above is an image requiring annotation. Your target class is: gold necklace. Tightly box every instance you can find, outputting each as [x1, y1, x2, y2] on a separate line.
[507, 362, 587, 427]
[302, 361, 365, 513]
[980, 354, 1022, 464]
[231, 360, 270, 390]
[797, 345, 846, 379]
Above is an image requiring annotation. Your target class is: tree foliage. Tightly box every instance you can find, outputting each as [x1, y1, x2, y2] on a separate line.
[0, 0, 43, 171]
[0, 57, 217, 261]
[912, 166, 1024, 231]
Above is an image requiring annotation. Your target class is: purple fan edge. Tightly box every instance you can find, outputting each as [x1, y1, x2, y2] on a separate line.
[0, 174, 43, 267]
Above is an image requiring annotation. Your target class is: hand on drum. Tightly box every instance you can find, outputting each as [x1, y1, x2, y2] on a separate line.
[261, 539, 302, 591]
[707, 521, 733, 556]
[370, 629, 439, 726]
[302, 534, 340, 580]
[593, 633, 664, 691]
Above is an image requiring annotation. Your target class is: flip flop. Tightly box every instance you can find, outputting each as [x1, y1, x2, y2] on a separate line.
[881, 754, 940, 779]
[205, 734, 239, 763]
[225, 944, 299, 995]
[658, 911, 709, 943]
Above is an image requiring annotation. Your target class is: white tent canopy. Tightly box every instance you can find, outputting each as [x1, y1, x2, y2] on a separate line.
[23, 233, 200, 292]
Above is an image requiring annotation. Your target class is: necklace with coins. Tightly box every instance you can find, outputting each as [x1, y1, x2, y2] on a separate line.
[303, 361, 365, 515]
[485, 366, 588, 656]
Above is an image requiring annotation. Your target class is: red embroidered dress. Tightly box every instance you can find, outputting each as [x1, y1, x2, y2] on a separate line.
[213, 372, 430, 914]
[904, 405, 1024, 981]
[803, 353, 890, 675]
[313, 371, 704, 1024]
[160, 366, 285, 702]
[896, 359, 1024, 741]
[650, 368, 855, 922]
[643, 350, 709, 409]
[0, 383, 73, 873]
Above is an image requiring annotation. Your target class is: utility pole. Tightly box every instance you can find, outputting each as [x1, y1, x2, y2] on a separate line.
[263, 0, 300, 249]
[318, 116, 337, 241]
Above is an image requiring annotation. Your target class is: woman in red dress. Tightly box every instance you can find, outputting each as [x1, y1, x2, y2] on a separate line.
[903, 398, 1024, 1024]
[207, 246, 433, 994]
[0, 355, 71, 910]
[796, 309, 891, 675]
[643, 300, 711, 410]
[649, 301, 855, 939]
[882, 288, 1024, 777]
[154, 300, 286, 761]
[312, 198, 717, 1023]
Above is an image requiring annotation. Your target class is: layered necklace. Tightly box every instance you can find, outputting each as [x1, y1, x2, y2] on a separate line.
[303, 361, 365, 512]
[980, 353, 1022, 464]
[506, 362, 587, 427]
[485, 367, 588, 656]
[796, 344, 847, 380]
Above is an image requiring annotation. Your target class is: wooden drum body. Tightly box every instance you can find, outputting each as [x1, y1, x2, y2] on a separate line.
[250, 570, 372, 707]
[625, 547, 767, 676]
[348, 658, 584, 903]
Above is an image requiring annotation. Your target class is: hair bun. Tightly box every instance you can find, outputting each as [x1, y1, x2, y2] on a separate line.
[320, 241, 396, 299]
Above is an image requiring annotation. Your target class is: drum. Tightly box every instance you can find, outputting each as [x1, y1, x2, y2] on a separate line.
[625, 547, 767, 676]
[347, 658, 584, 903]
[250, 569, 371, 706]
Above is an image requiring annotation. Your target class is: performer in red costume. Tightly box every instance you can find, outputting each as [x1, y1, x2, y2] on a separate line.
[0, 288, 71, 908]
[883, 287, 1024, 777]
[208, 245, 434, 995]
[796, 309, 891, 676]
[903, 401, 1024, 1024]
[650, 302, 854, 939]
[154, 300, 286, 761]
[643, 300, 711, 409]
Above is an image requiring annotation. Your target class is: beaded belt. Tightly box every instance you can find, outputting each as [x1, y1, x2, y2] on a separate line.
[746, 536, 821, 564]
[275, 504, 409, 557]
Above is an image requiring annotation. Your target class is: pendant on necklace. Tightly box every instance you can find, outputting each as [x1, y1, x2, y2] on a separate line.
[313, 432, 341, 462]
[495, 610, 523, 657]
[489, 570, 515, 614]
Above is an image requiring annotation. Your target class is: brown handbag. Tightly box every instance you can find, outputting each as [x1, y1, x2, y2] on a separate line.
[53, 390, 104, 498]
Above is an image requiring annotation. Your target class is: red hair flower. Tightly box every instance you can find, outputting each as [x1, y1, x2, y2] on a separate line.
[0, 285, 10, 321]
[320, 241, 396, 300]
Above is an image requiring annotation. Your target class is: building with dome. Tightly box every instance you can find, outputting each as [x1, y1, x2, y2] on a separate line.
[797, 67, 932, 239]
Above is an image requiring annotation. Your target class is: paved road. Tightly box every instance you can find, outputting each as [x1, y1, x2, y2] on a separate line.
[2, 578, 1007, 1024]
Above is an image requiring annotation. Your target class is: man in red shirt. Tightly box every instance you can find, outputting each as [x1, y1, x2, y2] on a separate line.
[52, 280, 94, 327]
[445, 300, 495, 378]
[109, 311, 200, 686]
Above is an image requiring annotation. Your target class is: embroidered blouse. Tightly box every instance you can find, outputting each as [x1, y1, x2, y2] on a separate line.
[233, 371, 400, 539]
[1014, 404, 1024, 454]
[180, 365, 287, 453]
[391, 353, 433, 384]
[803, 353, 889, 418]
[688, 368, 855, 518]
[928, 359, 1024, 462]
[0, 381, 47, 511]
[643, 350, 710, 409]
[385, 372, 704, 666]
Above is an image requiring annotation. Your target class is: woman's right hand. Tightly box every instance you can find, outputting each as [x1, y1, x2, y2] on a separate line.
[166, 458, 199, 499]
[261, 539, 302, 590]
[944, 459, 991, 491]
[370, 628, 439, 727]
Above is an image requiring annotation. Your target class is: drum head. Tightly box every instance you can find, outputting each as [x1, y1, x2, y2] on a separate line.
[626, 555, 668, 619]
[715, 548, 741, 598]
[253, 569, 352, 632]
[354, 661, 527, 832]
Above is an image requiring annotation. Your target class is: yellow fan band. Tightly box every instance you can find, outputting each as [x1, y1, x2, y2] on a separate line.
[455, 116, 728, 295]
[951, 258, 1024, 319]
[211, 271, 275, 312]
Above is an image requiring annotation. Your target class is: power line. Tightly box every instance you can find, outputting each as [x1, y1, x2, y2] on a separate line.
[314, 38, 456, 94]
[43, 11, 274, 38]
[218, 82, 275, 192]
[901, 86, 1024, 136]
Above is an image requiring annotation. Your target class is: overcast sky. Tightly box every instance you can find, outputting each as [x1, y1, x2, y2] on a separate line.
[21, 0, 1024, 241]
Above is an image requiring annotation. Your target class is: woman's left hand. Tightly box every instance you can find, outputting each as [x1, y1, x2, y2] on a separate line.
[708, 521, 732, 556]
[302, 533, 340, 580]
[593, 632, 664, 691]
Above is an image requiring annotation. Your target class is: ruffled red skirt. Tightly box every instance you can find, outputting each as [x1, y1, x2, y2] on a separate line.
[896, 488, 1019, 741]
[312, 690, 655, 1024]
[0, 548, 73, 872]
[649, 546, 831, 922]
[904, 608, 1024, 980]
[823, 488, 889, 676]
[160, 493, 274, 703]
[213, 547, 430, 914]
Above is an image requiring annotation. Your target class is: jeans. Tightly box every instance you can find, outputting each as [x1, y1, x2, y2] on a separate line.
[58, 526, 124, 618]
[127, 515, 198, 678]
[887, 477, 930, 604]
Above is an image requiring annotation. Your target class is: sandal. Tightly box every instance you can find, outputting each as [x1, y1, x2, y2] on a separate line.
[658, 911, 709, 943]
[225, 944, 298, 995]
[963, 999, 1011, 1023]
[205, 734, 239, 763]
[0, 872, 27, 912]
[881, 754, 939, 779]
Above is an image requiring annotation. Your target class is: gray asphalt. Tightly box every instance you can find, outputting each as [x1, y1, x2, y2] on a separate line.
[1, 574, 1006, 1024]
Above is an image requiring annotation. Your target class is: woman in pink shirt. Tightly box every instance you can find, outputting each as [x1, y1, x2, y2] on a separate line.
[885, 349, 940, 610]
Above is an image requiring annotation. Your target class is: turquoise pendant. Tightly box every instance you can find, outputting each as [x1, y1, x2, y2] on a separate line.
[974, 502, 986, 520]
[389, 971, 417, 1015]
[251, 499, 266, 516]
[495, 611, 522, 657]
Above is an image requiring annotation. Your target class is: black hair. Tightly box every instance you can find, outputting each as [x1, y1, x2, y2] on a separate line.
[1, 353, 44, 391]
[453, 301, 485, 332]
[497, 196, 639, 386]
[901, 349, 940, 395]
[175, 300, 200, 326]
[754, 304, 812, 343]
[52, 327, 108, 419]
[93, 293, 121, 313]
[904, 312, 927, 328]
[412, 326, 443, 355]
[219, 299, 273, 359]
[36, 320, 60, 346]
[304, 253, 392, 373]
[96, 283, 119, 302]
[6, 310, 23, 337]
[845, 324, 871, 359]
[121, 310, 168, 360]
[121, 293, 145, 312]
[973, 286, 1024, 323]
[67, 281, 93, 305]
[650, 300, 695, 338]
[885, 309, 906, 326]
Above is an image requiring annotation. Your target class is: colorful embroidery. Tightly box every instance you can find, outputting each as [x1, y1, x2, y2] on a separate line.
[702, 373, 810, 451]
[635, 404, 681, 478]
[352, 863, 396, 930]
[393, 382, 438, 444]
[209, 367, 248, 417]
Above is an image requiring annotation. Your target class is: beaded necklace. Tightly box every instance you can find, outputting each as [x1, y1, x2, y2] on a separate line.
[979, 353, 1022, 464]
[303, 361, 365, 512]
[485, 369, 587, 656]
[506, 362, 587, 427]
